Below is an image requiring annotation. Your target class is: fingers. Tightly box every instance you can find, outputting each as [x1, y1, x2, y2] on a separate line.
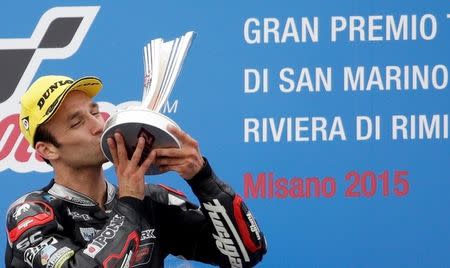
[108, 126, 203, 179]
[167, 125, 198, 147]
[158, 161, 201, 179]
[107, 137, 118, 165]
[138, 150, 156, 174]
[153, 148, 184, 158]
[110, 133, 152, 200]
[155, 156, 184, 167]
[162, 125, 204, 179]
[108, 133, 147, 170]
[130, 137, 145, 168]
[114, 132, 128, 164]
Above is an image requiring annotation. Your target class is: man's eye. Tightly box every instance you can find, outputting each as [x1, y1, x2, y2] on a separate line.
[70, 121, 81, 128]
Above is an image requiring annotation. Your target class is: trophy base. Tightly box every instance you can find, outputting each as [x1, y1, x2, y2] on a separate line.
[100, 109, 181, 175]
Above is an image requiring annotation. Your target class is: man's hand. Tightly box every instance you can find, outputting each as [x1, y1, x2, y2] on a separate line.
[153, 125, 205, 180]
[107, 133, 156, 200]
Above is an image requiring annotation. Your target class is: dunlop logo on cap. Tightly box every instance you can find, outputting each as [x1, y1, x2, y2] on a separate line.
[37, 80, 73, 110]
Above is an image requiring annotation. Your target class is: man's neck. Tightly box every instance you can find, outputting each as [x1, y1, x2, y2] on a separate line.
[53, 165, 107, 209]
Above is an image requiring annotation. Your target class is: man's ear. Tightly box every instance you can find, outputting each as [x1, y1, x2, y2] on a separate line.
[35, 141, 59, 161]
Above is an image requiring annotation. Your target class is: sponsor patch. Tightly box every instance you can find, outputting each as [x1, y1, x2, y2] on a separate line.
[67, 208, 91, 221]
[47, 247, 74, 268]
[23, 237, 57, 266]
[12, 203, 31, 220]
[18, 219, 34, 230]
[40, 245, 57, 266]
[140, 229, 156, 241]
[64, 195, 93, 206]
[16, 231, 43, 251]
[83, 214, 124, 258]
[79, 227, 101, 241]
[42, 194, 56, 202]
[204, 199, 250, 268]
[246, 211, 261, 241]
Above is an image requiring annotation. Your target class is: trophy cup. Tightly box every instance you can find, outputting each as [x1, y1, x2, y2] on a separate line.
[100, 31, 196, 175]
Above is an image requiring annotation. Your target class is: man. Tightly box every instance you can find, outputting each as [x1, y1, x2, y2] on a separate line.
[5, 75, 267, 267]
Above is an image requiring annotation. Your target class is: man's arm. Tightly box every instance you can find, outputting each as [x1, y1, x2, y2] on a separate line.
[153, 159, 267, 268]
[152, 126, 267, 267]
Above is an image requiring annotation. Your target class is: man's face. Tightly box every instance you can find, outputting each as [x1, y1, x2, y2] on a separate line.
[43, 90, 107, 168]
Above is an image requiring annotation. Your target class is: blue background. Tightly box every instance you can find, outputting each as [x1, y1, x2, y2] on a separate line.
[1, 1, 449, 267]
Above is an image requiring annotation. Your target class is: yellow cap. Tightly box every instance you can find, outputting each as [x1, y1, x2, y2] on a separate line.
[19, 75, 103, 148]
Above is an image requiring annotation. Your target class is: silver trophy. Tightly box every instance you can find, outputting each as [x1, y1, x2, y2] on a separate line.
[100, 31, 196, 175]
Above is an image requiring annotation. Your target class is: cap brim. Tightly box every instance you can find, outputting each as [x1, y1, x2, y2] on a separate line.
[39, 76, 103, 125]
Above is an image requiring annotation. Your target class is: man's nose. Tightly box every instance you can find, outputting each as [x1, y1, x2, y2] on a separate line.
[89, 114, 105, 135]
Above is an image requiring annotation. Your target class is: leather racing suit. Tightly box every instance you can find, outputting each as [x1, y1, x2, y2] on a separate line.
[5, 159, 267, 267]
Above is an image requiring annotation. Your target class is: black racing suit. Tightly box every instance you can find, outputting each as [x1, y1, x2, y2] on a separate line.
[5, 159, 266, 267]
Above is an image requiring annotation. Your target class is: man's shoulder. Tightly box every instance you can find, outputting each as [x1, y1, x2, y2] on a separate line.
[7, 190, 56, 213]
[6, 186, 60, 226]
[5, 190, 59, 245]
